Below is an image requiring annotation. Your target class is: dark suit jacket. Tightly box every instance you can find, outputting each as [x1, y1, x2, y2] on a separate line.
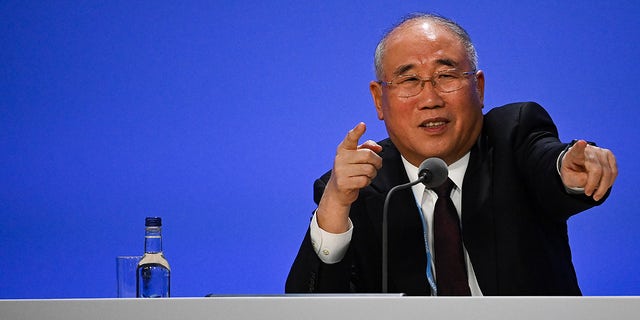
[285, 102, 608, 295]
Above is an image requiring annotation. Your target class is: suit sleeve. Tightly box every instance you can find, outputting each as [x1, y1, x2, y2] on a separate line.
[285, 174, 354, 293]
[512, 102, 609, 220]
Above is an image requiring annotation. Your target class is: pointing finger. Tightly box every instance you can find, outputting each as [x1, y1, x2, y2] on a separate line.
[563, 140, 588, 168]
[339, 122, 367, 151]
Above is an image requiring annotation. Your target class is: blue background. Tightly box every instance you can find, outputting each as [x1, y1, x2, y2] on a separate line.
[1, 1, 638, 298]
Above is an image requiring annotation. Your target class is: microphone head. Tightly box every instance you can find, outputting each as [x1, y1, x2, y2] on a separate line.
[418, 157, 448, 188]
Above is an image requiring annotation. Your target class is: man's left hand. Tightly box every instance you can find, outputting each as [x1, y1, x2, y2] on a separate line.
[560, 140, 618, 201]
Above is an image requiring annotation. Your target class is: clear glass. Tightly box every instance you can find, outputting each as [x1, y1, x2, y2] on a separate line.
[116, 255, 142, 298]
[380, 69, 476, 97]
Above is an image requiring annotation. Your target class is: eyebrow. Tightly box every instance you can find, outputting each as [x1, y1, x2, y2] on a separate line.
[391, 59, 460, 77]
[435, 58, 458, 68]
[392, 64, 416, 77]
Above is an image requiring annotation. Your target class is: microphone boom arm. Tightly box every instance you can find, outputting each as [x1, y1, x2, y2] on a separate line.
[381, 178, 424, 293]
[381, 157, 447, 293]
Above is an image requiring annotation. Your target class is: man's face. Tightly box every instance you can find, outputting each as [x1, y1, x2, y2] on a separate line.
[370, 20, 485, 167]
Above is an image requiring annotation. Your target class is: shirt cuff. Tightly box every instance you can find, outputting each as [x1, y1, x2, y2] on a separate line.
[556, 144, 586, 195]
[309, 211, 353, 264]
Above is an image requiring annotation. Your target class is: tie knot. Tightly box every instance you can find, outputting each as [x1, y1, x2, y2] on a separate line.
[432, 177, 454, 198]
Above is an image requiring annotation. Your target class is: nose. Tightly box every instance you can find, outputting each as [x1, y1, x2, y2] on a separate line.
[417, 79, 444, 109]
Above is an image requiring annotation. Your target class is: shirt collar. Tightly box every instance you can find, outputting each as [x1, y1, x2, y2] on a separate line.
[402, 153, 470, 191]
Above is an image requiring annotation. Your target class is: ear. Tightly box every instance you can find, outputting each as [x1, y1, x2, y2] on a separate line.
[474, 70, 485, 105]
[369, 81, 385, 120]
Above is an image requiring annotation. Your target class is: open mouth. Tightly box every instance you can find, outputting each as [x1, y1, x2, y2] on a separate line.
[420, 121, 447, 128]
[419, 118, 449, 129]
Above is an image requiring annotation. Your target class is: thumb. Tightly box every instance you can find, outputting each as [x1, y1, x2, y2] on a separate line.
[339, 122, 367, 151]
[563, 140, 588, 169]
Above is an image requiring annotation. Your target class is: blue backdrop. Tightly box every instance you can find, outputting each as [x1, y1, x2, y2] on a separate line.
[1, 1, 638, 298]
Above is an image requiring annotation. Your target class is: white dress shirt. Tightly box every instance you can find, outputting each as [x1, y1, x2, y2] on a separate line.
[402, 153, 483, 295]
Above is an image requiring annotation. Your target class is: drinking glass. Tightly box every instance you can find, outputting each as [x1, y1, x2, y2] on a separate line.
[116, 255, 141, 298]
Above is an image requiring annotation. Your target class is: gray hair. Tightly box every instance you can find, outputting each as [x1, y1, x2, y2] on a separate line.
[374, 13, 479, 80]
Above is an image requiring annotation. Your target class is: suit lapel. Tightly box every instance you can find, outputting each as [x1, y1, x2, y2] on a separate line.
[366, 139, 419, 250]
[366, 140, 431, 294]
[462, 134, 498, 295]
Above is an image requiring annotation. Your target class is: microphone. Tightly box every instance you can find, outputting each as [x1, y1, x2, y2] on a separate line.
[418, 157, 449, 189]
[381, 157, 448, 293]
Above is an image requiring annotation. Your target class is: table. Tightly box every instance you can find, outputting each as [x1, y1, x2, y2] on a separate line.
[1, 295, 638, 320]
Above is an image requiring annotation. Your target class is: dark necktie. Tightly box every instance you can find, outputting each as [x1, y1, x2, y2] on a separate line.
[433, 178, 471, 295]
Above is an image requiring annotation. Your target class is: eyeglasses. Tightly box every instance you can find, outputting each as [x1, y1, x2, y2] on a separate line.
[378, 69, 477, 98]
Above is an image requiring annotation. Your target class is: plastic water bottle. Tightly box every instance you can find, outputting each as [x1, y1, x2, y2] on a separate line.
[136, 217, 171, 298]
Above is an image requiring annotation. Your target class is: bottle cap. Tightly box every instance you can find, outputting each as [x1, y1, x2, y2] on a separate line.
[145, 217, 162, 227]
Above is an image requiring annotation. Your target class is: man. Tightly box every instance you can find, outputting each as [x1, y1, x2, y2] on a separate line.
[285, 13, 617, 296]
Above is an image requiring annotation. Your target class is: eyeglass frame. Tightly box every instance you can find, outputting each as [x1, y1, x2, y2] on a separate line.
[377, 69, 478, 97]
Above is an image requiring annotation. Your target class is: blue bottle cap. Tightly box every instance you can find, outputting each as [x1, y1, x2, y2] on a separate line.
[145, 217, 162, 227]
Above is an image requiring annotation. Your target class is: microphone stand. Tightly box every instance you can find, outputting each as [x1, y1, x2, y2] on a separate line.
[381, 177, 425, 293]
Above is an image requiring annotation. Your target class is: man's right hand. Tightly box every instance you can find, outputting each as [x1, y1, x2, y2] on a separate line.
[316, 122, 383, 233]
